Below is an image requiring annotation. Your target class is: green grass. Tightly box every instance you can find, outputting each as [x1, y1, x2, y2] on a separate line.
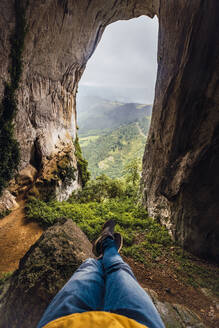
[25, 175, 219, 297]
[25, 196, 219, 296]
[26, 193, 172, 264]
[173, 249, 219, 297]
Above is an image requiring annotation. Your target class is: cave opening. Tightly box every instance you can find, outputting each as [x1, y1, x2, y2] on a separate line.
[76, 15, 158, 180]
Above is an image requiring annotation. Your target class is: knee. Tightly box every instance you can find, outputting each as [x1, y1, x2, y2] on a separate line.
[106, 262, 136, 279]
[84, 258, 98, 265]
[80, 257, 100, 269]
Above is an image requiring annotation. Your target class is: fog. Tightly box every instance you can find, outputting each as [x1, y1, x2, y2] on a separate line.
[78, 15, 158, 104]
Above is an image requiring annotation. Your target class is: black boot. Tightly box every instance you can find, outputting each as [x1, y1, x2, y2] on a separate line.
[92, 220, 123, 257]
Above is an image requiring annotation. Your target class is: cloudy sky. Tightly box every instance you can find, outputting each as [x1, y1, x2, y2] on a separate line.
[79, 15, 159, 104]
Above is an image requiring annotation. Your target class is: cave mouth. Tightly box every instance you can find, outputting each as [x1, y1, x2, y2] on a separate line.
[76, 16, 158, 180]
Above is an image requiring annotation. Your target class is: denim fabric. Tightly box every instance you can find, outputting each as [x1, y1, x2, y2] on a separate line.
[37, 238, 165, 328]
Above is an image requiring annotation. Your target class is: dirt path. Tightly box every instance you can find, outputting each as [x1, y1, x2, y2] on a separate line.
[0, 200, 43, 274]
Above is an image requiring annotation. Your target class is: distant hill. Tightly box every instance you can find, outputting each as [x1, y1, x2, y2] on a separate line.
[80, 118, 150, 178]
[77, 98, 152, 178]
[77, 96, 152, 136]
[77, 84, 154, 104]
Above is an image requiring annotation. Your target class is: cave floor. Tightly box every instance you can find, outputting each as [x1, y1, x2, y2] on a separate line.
[0, 200, 43, 273]
[125, 256, 219, 328]
[0, 204, 218, 327]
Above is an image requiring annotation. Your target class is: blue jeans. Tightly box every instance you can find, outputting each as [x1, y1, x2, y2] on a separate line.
[37, 238, 165, 328]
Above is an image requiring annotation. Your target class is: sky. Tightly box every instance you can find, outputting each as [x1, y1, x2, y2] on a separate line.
[79, 15, 159, 104]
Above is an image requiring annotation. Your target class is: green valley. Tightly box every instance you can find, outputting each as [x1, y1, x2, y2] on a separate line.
[77, 98, 152, 178]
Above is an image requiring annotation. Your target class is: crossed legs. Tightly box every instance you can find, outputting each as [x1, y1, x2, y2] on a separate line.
[37, 259, 105, 328]
[37, 239, 164, 328]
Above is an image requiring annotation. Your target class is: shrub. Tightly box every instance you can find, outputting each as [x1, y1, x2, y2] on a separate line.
[74, 135, 90, 187]
[25, 192, 172, 261]
[56, 157, 76, 186]
[69, 174, 125, 203]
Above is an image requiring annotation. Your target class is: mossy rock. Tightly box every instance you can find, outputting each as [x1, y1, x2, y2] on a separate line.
[0, 219, 93, 328]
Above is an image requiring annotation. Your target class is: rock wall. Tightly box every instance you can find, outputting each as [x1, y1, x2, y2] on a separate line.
[0, 0, 218, 259]
[142, 0, 219, 261]
[0, 0, 158, 200]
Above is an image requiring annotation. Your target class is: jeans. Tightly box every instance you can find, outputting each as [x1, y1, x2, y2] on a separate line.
[37, 238, 165, 328]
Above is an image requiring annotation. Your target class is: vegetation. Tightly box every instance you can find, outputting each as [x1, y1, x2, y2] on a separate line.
[77, 98, 151, 179]
[80, 119, 150, 179]
[124, 159, 141, 186]
[173, 249, 219, 297]
[0, 0, 28, 195]
[0, 209, 11, 219]
[25, 169, 219, 296]
[78, 98, 152, 135]
[0, 272, 13, 293]
[74, 135, 90, 187]
[56, 155, 76, 187]
[26, 170, 172, 264]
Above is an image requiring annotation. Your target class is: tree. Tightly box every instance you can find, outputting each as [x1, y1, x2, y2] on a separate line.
[124, 159, 141, 187]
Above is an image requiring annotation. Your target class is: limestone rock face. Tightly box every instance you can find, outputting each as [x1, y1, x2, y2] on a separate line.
[0, 219, 93, 328]
[0, 0, 158, 201]
[0, 0, 218, 259]
[0, 0, 14, 99]
[0, 190, 19, 213]
[142, 0, 219, 261]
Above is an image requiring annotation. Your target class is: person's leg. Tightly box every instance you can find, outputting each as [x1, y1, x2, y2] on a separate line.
[37, 258, 105, 328]
[102, 238, 165, 328]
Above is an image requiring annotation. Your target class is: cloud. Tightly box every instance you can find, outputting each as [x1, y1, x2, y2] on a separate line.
[79, 15, 158, 103]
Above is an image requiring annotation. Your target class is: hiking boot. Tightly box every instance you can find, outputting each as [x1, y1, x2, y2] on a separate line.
[114, 232, 123, 254]
[92, 219, 115, 257]
[92, 219, 123, 257]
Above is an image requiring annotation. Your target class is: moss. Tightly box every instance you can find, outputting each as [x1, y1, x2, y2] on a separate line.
[173, 249, 219, 297]
[0, 0, 28, 195]
[35, 179, 57, 202]
[25, 184, 173, 259]
[56, 156, 76, 186]
[74, 135, 90, 187]
[0, 209, 11, 219]
[0, 271, 13, 287]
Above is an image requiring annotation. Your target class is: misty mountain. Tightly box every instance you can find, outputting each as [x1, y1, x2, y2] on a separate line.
[77, 95, 152, 135]
[77, 84, 153, 104]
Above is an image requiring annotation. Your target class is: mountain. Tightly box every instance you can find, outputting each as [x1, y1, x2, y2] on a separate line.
[77, 84, 154, 104]
[77, 98, 152, 178]
[77, 95, 152, 136]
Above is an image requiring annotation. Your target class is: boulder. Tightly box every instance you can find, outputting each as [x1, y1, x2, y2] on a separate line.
[145, 288, 206, 328]
[0, 190, 19, 214]
[0, 219, 93, 328]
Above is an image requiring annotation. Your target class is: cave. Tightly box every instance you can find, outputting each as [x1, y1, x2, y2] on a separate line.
[0, 0, 218, 261]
